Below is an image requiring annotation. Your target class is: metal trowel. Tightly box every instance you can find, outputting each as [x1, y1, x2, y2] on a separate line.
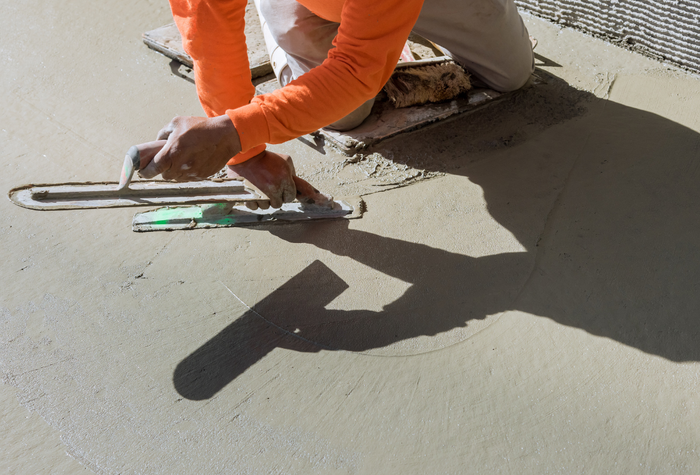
[8, 142, 364, 232]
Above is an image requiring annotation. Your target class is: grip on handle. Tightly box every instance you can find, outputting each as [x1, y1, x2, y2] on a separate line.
[127, 145, 140, 170]
[117, 146, 141, 191]
[118, 140, 167, 191]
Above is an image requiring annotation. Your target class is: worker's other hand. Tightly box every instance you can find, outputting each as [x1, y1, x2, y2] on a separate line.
[227, 150, 333, 209]
[139, 115, 242, 181]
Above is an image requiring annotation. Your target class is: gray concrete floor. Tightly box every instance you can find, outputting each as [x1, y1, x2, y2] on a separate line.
[3, 1, 700, 474]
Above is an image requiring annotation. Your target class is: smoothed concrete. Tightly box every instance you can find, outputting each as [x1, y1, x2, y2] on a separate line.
[2, 3, 700, 474]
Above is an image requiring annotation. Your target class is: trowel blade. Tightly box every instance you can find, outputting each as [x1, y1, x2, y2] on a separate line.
[132, 196, 365, 232]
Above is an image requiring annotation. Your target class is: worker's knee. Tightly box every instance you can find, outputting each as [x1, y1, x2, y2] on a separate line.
[324, 97, 375, 131]
[485, 57, 534, 92]
[259, 0, 337, 77]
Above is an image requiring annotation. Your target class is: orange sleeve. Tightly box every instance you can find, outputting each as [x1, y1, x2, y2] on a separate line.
[169, 0, 265, 165]
[170, 0, 423, 162]
[227, 0, 425, 152]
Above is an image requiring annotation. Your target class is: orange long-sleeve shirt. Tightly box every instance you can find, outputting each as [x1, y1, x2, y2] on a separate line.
[168, 0, 423, 163]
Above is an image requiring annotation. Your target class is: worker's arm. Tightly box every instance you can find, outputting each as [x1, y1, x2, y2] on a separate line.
[146, 0, 423, 203]
[136, 117, 332, 209]
[138, 115, 306, 209]
[165, 0, 423, 148]
[167, 0, 266, 163]
[229, 0, 425, 151]
[141, 0, 282, 199]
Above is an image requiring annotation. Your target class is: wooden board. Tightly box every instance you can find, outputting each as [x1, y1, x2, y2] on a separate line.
[143, 16, 272, 79]
[256, 72, 545, 156]
[143, 23, 193, 68]
[318, 88, 505, 156]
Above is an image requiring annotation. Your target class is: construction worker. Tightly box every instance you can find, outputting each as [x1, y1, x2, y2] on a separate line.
[140, 0, 534, 207]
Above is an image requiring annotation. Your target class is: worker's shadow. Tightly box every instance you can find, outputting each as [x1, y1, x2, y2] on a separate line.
[174, 69, 700, 400]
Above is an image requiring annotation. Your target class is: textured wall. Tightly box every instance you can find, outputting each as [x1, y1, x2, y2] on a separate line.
[515, 0, 700, 73]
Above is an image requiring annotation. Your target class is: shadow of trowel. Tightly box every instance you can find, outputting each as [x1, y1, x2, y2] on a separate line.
[173, 260, 348, 401]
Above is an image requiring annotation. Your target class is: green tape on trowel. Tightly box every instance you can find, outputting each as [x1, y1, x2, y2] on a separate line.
[147, 206, 201, 222]
[133, 205, 244, 231]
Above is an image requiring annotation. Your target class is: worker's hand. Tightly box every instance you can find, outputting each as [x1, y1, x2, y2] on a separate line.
[227, 150, 334, 209]
[139, 115, 242, 181]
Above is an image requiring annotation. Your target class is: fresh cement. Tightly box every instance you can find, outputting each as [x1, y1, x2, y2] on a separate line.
[3, 1, 700, 473]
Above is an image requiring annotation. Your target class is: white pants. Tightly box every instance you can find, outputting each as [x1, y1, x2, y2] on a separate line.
[258, 0, 534, 130]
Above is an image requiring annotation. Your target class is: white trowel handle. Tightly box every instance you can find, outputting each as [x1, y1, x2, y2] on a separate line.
[133, 140, 167, 171]
[117, 140, 167, 191]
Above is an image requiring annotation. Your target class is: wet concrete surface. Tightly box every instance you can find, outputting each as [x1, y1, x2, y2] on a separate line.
[2, 1, 700, 473]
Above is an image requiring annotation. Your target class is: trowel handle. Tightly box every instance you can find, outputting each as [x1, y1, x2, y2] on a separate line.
[132, 140, 167, 171]
[117, 140, 169, 191]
